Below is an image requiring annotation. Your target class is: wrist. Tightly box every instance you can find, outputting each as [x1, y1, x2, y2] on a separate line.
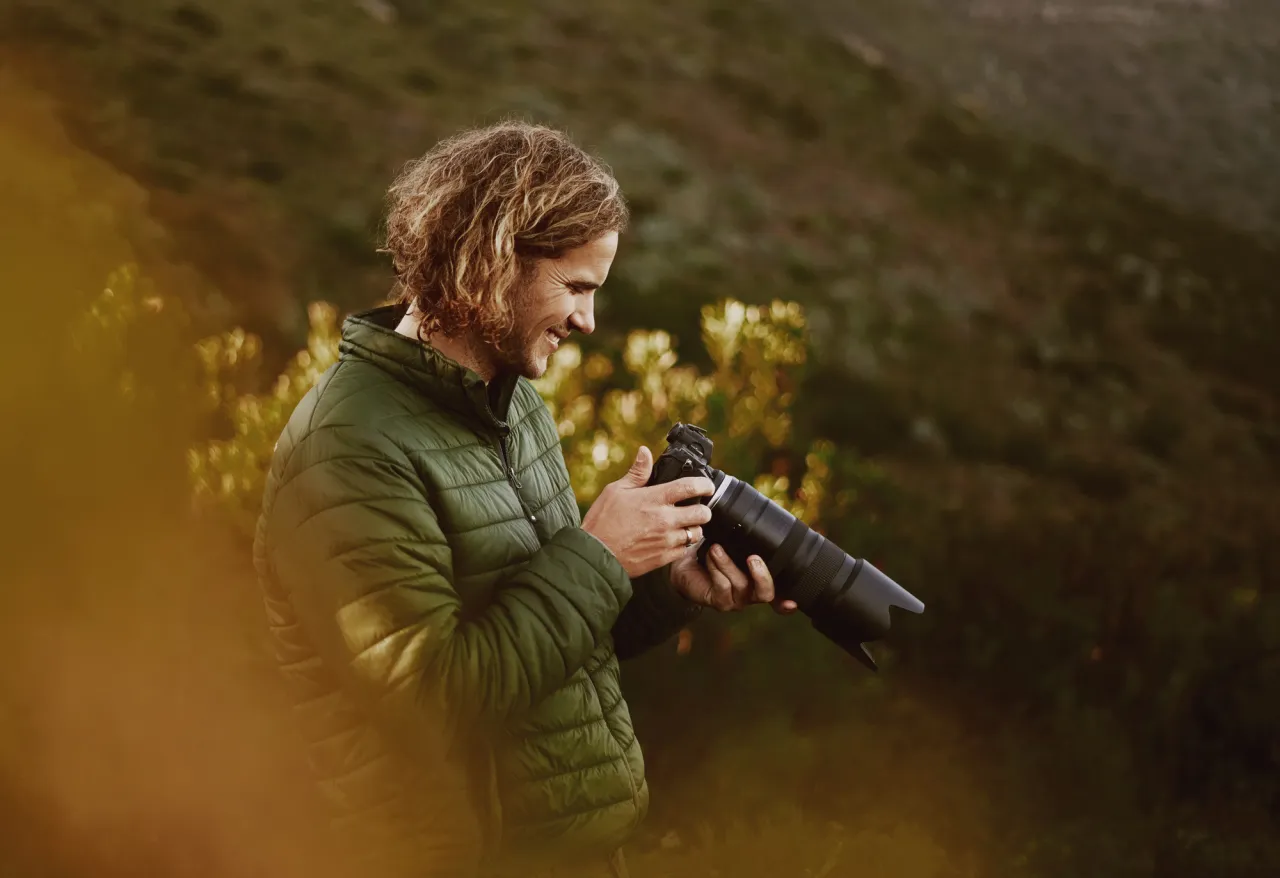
[580, 527, 614, 558]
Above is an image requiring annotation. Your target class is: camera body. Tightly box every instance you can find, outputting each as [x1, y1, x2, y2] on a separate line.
[648, 423, 717, 498]
[647, 423, 746, 567]
[650, 422, 742, 568]
[648, 422, 924, 670]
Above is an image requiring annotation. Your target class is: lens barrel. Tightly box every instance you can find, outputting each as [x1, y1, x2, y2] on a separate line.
[704, 472, 924, 670]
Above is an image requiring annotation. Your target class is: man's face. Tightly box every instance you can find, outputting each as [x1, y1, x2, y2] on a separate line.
[497, 231, 618, 380]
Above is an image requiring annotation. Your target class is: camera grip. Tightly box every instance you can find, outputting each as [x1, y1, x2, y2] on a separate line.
[648, 451, 710, 507]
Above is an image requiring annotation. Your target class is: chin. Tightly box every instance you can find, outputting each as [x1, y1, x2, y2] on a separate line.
[519, 356, 549, 380]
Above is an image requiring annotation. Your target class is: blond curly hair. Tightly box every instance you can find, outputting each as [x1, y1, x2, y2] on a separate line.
[382, 121, 628, 348]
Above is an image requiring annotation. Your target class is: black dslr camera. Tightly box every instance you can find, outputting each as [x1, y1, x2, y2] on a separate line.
[648, 423, 924, 670]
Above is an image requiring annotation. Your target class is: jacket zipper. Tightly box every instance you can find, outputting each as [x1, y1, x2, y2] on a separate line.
[482, 390, 540, 533]
[497, 418, 640, 823]
[496, 427, 541, 537]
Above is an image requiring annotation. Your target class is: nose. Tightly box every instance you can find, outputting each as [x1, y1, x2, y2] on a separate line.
[568, 297, 595, 335]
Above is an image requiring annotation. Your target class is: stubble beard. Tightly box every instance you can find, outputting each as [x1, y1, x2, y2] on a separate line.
[493, 331, 540, 380]
[491, 287, 551, 381]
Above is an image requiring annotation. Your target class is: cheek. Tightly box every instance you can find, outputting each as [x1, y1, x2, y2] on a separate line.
[537, 300, 573, 333]
[527, 321, 551, 344]
[518, 280, 574, 340]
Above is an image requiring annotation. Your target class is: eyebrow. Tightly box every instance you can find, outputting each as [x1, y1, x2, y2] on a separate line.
[565, 279, 600, 293]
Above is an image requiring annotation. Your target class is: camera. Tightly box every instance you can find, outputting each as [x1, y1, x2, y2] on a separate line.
[648, 423, 924, 670]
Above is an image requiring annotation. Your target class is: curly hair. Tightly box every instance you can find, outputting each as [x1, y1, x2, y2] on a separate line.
[382, 121, 628, 348]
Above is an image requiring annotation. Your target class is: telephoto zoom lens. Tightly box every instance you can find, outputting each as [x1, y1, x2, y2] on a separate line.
[702, 473, 924, 670]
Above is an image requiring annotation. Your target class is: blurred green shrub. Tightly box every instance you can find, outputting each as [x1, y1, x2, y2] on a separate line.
[188, 302, 342, 531]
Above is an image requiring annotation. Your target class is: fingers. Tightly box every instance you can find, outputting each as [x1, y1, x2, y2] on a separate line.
[669, 525, 703, 548]
[658, 476, 716, 506]
[745, 556, 775, 604]
[670, 503, 713, 529]
[707, 550, 787, 613]
[623, 446, 654, 486]
[660, 544, 695, 569]
[668, 544, 799, 614]
[707, 544, 750, 609]
[704, 551, 736, 609]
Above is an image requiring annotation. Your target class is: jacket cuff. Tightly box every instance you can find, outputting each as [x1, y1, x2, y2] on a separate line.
[558, 527, 633, 602]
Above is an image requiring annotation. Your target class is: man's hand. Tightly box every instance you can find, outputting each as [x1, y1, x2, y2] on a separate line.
[581, 446, 715, 578]
[670, 543, 800, 614]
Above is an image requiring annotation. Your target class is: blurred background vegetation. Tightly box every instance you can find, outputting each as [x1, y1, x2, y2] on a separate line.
[1, 1, 1277, 876]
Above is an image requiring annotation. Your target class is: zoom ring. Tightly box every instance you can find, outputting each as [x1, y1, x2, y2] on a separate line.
[786, 540, 846, 610]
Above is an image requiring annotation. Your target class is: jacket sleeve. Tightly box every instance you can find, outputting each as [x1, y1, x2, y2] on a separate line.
[262, 426, 634, 734]
[611, 564, 701, 661]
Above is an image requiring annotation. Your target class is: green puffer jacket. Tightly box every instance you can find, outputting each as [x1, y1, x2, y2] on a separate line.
[253, 305, 697, 875]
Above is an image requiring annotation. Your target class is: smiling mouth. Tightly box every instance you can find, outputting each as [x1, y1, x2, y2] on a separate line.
[546, 329, 567, 348]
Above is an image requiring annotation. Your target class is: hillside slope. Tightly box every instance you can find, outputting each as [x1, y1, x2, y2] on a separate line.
[792, 0, 1280, 241]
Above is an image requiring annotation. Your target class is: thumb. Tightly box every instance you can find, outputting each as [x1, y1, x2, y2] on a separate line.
[624, 445, 654, 486]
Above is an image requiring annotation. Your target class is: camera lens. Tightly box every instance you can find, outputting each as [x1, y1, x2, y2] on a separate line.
[704, 472, 924, 669]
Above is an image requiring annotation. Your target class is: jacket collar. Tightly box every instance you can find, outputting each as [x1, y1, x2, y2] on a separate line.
[338, 304, 521, 431]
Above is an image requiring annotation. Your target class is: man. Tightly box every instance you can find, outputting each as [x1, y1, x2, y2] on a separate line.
[253, 122, 793, 878]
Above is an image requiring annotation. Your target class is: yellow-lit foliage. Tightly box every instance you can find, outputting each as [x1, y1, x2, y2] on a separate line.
[190, 298, 838, 536]
[534, 299, 836, 527]
[188, 303, 342, 529]
[69, 265, 164, 403]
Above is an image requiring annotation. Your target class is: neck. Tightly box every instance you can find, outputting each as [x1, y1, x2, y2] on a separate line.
[395, 305, 497, 382]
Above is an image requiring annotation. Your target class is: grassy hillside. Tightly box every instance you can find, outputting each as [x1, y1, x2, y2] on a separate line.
[791, 0, 1280, 242]
[3, 0, 1278, 874]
